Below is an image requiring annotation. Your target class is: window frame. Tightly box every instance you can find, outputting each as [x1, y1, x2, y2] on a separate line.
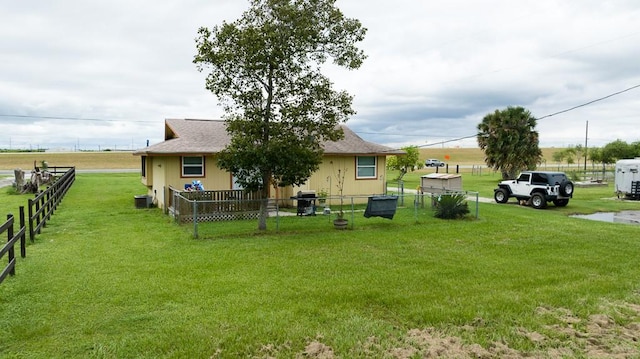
[141, 156, 147, 178]
[181, 156, 205, 177]
[356, 156, 377, 179]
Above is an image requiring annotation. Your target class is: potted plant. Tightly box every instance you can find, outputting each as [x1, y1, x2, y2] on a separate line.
[333, 166, 348, 229]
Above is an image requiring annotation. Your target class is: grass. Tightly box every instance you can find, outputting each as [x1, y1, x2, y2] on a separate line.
[1, 173, 640, 357]
[1, 186, 32, 220]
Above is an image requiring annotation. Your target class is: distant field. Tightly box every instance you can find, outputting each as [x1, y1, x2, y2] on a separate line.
[0, 151, 139, 170]
[420, 147, 561, 165]
[0, 148, 565, 171]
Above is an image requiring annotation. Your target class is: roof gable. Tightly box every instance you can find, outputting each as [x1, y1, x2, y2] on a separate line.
[135, 118, 404, 156]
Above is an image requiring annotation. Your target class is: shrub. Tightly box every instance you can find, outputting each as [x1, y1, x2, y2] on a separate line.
[434, 193, 469, 219]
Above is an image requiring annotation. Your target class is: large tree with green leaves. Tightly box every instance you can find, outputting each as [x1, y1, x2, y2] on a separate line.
[194, 0, 367, 230]
[477, 106, 543, 179]
[602, 139, 637, 162]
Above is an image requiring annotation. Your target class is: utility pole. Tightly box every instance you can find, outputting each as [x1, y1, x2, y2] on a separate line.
[584, 120, 588, 172]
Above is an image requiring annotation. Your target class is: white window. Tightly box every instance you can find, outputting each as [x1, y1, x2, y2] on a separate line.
[182, 156, 204, 177]
[356, 156, 377, 179]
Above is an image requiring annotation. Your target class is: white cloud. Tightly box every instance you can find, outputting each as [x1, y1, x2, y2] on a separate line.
[0, 0, 638, 151]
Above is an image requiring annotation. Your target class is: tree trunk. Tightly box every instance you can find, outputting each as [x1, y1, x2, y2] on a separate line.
[258, 197, 268, 231]
[14, 169, 24, 189]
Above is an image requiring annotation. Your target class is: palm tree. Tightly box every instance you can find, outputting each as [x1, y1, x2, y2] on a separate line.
[477, 106, 543, 179]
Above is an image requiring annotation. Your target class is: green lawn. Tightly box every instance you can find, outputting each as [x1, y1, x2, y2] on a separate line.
[1, 173, 640, 358]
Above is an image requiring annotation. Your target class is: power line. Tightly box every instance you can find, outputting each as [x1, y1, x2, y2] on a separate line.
[378, 83, 640, 150]
[538, 84, 640, 120]
[0, 114, 156, 123]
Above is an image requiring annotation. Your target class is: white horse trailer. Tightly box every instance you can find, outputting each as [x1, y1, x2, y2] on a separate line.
[615, 159, 640, 199]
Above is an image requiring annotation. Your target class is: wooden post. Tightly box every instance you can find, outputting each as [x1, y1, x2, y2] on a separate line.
[14, 169, 24, 189]
[28, 198, 34, 242]
[34, 192, 41, 234]
[19, 207, 26, 258]
[7, 214, 15, 276]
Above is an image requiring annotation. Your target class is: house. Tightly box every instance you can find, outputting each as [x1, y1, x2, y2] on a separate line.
[133, 118, 404, 210]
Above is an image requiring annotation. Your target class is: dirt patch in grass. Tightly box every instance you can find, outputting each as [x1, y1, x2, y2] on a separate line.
[261, 299, 640, 358]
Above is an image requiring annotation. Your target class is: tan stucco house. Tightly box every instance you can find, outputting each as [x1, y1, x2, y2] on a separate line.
[133, 118, 404, 210]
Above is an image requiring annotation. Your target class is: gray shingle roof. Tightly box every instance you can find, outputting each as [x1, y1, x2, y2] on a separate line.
[134, 118, 404, 156]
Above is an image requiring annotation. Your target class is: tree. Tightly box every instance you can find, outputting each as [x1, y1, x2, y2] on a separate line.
[602, 139, 635, 163]
[573, 144, 584, 169]
[589, 147, 605, 169]
[563, 147, 576, 166]
[632, 141, 640, 157]
[194, 0, 367, 230]
[553, 146, 582, 167]
[386, 146, 423, 180]
[552, 150, 565, 164]
[477, 106, 543, 179]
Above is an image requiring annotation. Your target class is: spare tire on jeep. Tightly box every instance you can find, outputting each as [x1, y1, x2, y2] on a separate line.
[559, 180, 574, 197]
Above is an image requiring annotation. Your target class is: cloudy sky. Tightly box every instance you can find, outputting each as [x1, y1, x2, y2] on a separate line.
[1, 0, 639, 151]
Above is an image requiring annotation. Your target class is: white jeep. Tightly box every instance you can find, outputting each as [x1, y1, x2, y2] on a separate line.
[494, 171, 574, 209]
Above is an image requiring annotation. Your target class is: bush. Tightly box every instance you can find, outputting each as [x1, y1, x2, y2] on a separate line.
[434, 193, 470, 219]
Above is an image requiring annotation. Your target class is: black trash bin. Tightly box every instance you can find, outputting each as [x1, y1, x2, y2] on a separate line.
[134, 195, 152, 208]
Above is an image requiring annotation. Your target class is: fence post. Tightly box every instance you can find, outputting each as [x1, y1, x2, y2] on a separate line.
[192, 199, 198, 239]
[45, 189, 51, 223]
[19, 207, 26, 258]
[34, 192, 41, 234]
[28, 198, 34, 242]
[350, 197, 354, 230]
[474, 192, 479, 219]
[7, 214, 15, 276]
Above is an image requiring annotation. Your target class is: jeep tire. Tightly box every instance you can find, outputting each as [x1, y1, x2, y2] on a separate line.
[560, 180, 574, 197]
[531, 193, 547, 209]
[553, 199, 569, 207]
[494, 188, 509, 203]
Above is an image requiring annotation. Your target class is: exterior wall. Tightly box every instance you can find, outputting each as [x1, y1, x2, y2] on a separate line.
[145, 155, 234, 209]
[293, 155, 388, 204]
[145, 154, 389, 208]
[150, 156, 167, 208]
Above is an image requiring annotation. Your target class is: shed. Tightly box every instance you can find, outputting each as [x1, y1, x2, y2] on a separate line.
[420, 173, 463, 194]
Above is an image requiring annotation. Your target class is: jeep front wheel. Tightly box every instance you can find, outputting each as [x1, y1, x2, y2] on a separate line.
[494, 188, 509, 203]
[531, 193, 547, 209]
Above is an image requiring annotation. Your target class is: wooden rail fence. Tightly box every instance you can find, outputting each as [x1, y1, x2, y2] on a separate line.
[28, 167, 75, 241]
[1, 166, 75, 284]
[0, 210, 26, 284]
